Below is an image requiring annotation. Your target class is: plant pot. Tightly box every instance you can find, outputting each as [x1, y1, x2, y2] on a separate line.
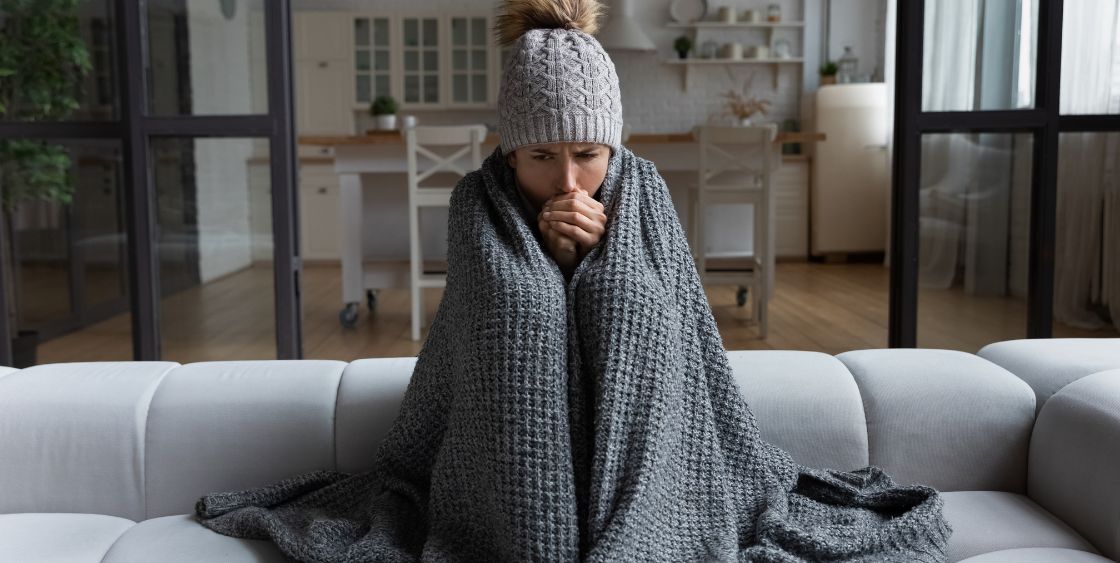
[677, 50, 688, 59]
[820, 75, 837, 85]
[374, 114, 397, 130]
[12, 330, 38, 368]
[738, 117, 753, 127]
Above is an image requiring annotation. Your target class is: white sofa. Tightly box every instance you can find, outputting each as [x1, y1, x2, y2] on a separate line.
[1, 339, 1118, 562]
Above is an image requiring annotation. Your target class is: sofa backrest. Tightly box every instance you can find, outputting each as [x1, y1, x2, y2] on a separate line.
[0, 349, 1038, 520]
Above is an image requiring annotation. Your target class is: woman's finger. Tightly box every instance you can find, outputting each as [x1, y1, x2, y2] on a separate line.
[541, 210, 605, 235]
[549, 220, 599, 249]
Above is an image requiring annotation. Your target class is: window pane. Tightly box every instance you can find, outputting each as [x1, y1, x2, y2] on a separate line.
[356, 75, 371, 103]
[0, 0, 119, 121]
[151, 138, 276, 361]
[453, 50, 468, 71]
[452, 18, 467, 46]
[423, 51, 439, 72]
[921, 0, 1038, 111]
[374, 75, 390, 98]
[354, 18, 369, 46]
[472, 18, 487, 46]
[472, 74, 487, 103]
[355, 50, 370, 71]
[404, 19, 418, 47]
[2, 139, 133, 364]
[1059, 1, 1120, 115]
[1053, 132, 1120, 337]
[405, 75, 420, 102]
[917, 133, 1033, 350]
[404, 51, 419, 72]
[472, 49, 487, 71]
[422, 19, 438, 47]
[453, 74, 469, 102]
[374, 50, 390, 71]
[148, 0, 268, 115]
[373, 18, 389, 47]
[423, 75, 439, 103]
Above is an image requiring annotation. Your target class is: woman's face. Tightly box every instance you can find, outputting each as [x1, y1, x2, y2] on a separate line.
[506, 142, 610, 213]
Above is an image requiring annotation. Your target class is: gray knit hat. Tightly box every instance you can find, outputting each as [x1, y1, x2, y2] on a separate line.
[495, 0, 623, 155]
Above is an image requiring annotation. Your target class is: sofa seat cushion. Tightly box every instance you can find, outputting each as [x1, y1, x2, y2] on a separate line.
[943, 491, 1099, 562]
[0, 513, 134, 563]
[101, 514, 288, 563]
[958, 547, 1113, 562]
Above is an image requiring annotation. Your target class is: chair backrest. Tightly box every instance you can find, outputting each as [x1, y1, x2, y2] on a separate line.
[405, 125, 488, 195]
[696, 125, 778, 191]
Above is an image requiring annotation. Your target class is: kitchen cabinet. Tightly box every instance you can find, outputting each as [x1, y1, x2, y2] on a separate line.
[294, 12, 354, 135]
[298, 165, 342, 262]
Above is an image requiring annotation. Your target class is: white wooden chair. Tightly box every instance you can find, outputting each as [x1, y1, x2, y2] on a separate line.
[688, 125, 779, 338]
[405, 124, 487, 341]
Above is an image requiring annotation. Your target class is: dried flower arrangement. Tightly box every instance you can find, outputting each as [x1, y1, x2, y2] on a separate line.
[720, 70, 771, 122]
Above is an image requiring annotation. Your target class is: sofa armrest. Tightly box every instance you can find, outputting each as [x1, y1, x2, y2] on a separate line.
[1027, 368, 1120, 561]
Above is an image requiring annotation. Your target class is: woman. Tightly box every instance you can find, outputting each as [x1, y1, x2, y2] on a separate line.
[196, 1, 951, 561]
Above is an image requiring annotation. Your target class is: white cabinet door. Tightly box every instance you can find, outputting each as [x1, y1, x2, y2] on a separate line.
[294, 12, 351, 62]
[773, 160, 809, 259]
[295, 59, 353, 134]
[299, 169, 341, 261]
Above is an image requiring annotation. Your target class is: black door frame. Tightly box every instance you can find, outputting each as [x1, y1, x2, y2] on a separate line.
[890, 0, 1120, 347]
[0, 0, 301, 363]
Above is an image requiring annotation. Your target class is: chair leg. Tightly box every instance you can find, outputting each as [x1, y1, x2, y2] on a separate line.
[409, 203, 422, 342]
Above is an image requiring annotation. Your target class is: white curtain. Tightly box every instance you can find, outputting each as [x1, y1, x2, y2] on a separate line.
[1054, 0, 1120, 331]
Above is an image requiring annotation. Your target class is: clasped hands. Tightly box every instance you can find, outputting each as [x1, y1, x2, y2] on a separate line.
[537, 190, 607, 277]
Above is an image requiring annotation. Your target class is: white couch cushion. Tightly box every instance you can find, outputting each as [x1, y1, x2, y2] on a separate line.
[144, 361, 347, 518]
[335, 358, 417, 474]
[0, 366, 18, 380]
[1028, 369, 1120, 562]
[836, 349, 1035, 492]
[0, 513, 134, 563]
[0, 362, 177, 520]
[958, 547, 1113, 562]
[100, 514, 288, 562]
[726, 350, 868, 471]
[942, 491, 1098, 562]
[979, 338, 1120, 414]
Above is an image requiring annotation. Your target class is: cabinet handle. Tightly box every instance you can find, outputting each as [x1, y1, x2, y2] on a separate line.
[319, 147, 329, 154]
[318, 61, 328, 68]
[318, 187, 328, 194]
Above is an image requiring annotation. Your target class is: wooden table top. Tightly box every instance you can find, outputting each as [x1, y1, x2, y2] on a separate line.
[299, 130, 826, 146]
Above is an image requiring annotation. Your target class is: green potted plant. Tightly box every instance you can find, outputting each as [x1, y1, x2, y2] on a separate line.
[0, 0, 91, 366]
[819, 61, 839, 85]
[370, 95, 398, 131]
[673, 35, 693, 60]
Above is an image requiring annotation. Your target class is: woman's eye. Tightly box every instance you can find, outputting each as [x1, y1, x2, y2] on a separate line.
[532, 155, 552, 161]
[577, 153, 598, 160]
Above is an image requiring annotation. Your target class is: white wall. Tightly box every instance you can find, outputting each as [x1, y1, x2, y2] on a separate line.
[188, 1, 257, 283]
[826, 0, 887, 82]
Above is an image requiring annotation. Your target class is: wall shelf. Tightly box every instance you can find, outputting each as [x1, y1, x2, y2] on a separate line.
[666, 59, 803, 90]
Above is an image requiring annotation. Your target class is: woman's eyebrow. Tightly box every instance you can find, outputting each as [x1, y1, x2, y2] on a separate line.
[530, 148, 557, 155]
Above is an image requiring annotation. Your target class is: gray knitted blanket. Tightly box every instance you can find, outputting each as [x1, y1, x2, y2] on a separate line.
[196, 147, 950, 562]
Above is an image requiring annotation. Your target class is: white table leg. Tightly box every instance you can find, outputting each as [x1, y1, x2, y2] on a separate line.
[339, 172, 364, 307]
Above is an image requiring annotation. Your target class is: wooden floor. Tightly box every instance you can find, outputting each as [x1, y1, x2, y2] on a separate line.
[36, 262, 1116, 364]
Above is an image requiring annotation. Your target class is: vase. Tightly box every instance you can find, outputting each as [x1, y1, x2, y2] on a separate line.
[375, 114, 397, 130]
[738, 117, 753, 126]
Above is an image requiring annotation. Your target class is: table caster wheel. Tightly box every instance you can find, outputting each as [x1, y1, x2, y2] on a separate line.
[339, 302, 359, 328]
[736, 286, 749, 307]
[366, 290, 377, 313]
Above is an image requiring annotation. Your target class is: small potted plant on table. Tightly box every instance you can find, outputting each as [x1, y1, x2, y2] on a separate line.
[370, 95, 398, 131]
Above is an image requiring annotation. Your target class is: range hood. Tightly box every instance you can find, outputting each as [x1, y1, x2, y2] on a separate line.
[596, 0, 656, 51]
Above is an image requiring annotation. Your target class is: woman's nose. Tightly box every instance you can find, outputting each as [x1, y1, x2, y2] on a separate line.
[559, 158, 580, 193]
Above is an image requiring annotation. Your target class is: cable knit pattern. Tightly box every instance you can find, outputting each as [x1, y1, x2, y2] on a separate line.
[498, 28, 622, 154]
[195, 147, 950, 562]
